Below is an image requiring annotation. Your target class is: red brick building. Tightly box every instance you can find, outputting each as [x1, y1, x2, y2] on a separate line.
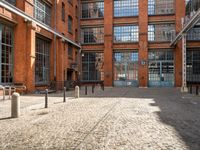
[80, 0, 200, 88]
[0, 0, 199, 92]
[0, 0, 80, 92]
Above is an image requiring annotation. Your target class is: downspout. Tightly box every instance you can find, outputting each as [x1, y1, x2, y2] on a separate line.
[54, 0, 57, 81]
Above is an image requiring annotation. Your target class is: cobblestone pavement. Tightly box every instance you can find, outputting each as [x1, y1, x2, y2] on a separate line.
[0, 87, 200, 150]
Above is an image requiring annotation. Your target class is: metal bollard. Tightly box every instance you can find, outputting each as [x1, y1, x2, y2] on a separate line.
[85, 86, 87, 95]
[63, 87, 66, 102]
[75, 86, 80, 98]
[196, 86, 199, 95]
[11, 92, 20, 118]
[190, 85, 192, 94]
[45, 89, 48, 108]
[92, 85, 94, 93]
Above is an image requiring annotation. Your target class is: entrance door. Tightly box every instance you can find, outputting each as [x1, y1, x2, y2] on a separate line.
[114, 52, 138, 87]
[149, 61, 174, 87]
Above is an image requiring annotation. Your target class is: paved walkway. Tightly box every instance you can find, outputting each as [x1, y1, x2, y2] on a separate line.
[0, 87, 200, 150]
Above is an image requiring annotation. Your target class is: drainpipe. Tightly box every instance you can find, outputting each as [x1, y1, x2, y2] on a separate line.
[54, 0, 57, 81]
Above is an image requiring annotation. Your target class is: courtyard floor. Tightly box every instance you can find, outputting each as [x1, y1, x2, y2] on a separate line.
[0, 87, 200, 150]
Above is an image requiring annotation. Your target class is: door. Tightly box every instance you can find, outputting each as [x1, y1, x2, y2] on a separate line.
[114, 52, 138, 87]
[149, 61, 174, 87]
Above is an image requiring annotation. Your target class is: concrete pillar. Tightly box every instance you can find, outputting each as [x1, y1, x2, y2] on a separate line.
[75, 86, 79, 98]
[11, 92, 20, 118]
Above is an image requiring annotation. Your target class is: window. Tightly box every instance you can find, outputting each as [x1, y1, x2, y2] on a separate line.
[114, 0, 138, 17]
[62, 2, 65, 22]
[82, 53, 104, 81]
[187, 26, 200, 41]
[114, 25, 139, 42]
[148, 24, 175, 42]
[34, 0, 51, 26]
[81, 27, 104, 44]
[5, 0, 16, 5]
[148, 0, 174, 15]
[68, 16, 73, 33]
[187, 49, 200, 82]
[35, 36, 50, 84]
[0, 24, 13, 84]
[114, 52, 138, 86]
[68, 44, 73, 58]
[82, 1, 104, 19]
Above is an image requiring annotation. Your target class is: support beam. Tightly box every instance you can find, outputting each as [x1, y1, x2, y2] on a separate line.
[181, 34, 188, 92]
[0, 0, 81, 48]
[171, 8, 200, 46]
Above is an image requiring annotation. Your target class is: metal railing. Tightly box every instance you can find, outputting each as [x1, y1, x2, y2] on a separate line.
[187, 27, 200, 40]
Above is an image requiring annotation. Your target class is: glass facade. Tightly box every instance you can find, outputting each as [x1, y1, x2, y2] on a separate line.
[81, 1, 104, 19]
[35, 36, 50, 85]
[34, 0, 51, 26]
[82, 52, 104, 81]
[114, 51, 138, 87]
[81, 27, 104, 44]
[148, 0, 174, 15]
[114, 0, 138, 17]
[148, 24, 175, 42]
[148, 50, 174, 87]
[0, 24, 13, 85]
[187, 26, 200, 41]
[114, 25, 138, 42]
[186, 49, 200, 83]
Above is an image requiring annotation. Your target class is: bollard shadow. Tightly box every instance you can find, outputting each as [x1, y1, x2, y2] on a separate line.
[0, 117, 13, 120]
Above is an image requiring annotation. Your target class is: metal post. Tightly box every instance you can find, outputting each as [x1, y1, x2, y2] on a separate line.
[85, 86, 87, 95]
[181, 21, 188, 92]
[9, 86, 11, 100]
[63, 87, 66, 102]
[190, 85, 192, 94]
[45, 89, 48, 108]
[92, 85, 94, 93]
[196, 86, 199, 95]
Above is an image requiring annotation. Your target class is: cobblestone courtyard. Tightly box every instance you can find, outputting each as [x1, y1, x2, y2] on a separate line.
[0, 87, 200, 150]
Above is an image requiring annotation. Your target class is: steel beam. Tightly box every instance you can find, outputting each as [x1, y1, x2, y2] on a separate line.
[171, 8, 200, 46]
[0, 0, 81, 48]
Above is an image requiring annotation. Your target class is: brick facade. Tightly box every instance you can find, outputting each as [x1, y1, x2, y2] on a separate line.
[0, 0, 79, 92]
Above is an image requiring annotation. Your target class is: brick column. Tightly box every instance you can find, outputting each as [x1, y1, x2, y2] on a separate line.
[175, 0, 185, 87]
[14, 0, 26, 84]
[26, 22, 36, 92]
[104, 0, 113, 86]
[138, 0, 148, 87]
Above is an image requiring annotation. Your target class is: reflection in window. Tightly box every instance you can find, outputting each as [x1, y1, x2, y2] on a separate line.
[82, 53, 104, 81]
[35, 37, 50, 85]
[68, 16, 73, 33]
[34, 0, 51, 26]
[5, 0, 16, 5]
[148, 24, 175, 42]
[114, 0, 138, 17]
[148, 0, 174, 15]
[114, 52, 138, 86]
[82, 1, 104, 19]
[187, 49, 200, 82]
[0, 24, 13, 84]
[114, 25, 138, 42]
[81, 27, 104, 44]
